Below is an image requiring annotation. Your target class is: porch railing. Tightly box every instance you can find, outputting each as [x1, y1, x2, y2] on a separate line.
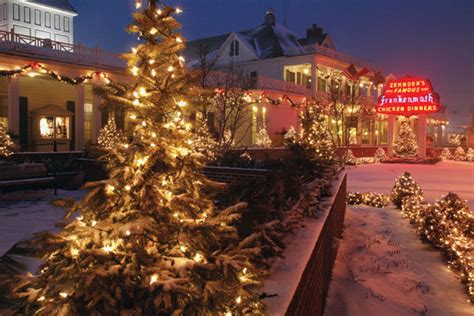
[0, 30, 125, 70]
[287, 44, 381, 73]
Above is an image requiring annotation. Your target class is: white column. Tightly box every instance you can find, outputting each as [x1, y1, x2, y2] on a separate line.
[418, 114, 427, 158]
[387, 115, 395, 157]
[92, 92, 102, 143]
[7, 76, 20, 135]
[75, 85, 85, 151]
[311, 59, 318, 98]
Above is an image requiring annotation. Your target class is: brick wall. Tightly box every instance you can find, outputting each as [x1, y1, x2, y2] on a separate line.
[203, 166, 270, 187]
[285, 173, 347, 316]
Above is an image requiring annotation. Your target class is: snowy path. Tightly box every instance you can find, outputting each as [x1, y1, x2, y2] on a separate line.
[0, 190, 85, 256]
[324, 162, 474, 316]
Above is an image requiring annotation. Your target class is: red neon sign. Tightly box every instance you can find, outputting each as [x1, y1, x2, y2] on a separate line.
[377, 76, 440, 115]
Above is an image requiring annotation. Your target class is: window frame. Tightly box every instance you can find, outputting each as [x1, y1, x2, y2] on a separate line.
[54, 14, 60, 30]
[45, 12, 51, 28]
[24, 6, 31, 23]
[63, 16, 70, 32]
[12, 3, 20, 21]
[34, 9, 41, 26]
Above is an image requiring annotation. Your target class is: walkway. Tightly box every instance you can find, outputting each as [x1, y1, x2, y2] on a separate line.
[324, 162, 474, 316]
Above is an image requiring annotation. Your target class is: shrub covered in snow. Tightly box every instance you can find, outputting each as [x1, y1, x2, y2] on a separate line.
[466, 148, 474, 162]
[343, 149, 357, 165]
[454, 146, 467, 161]
[374, 147, 388, 163]
[390, 172, 423, 209]
[439, 147, 452, 161]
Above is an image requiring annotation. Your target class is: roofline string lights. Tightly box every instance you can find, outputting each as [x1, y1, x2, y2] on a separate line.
[0, 62, 111, 85]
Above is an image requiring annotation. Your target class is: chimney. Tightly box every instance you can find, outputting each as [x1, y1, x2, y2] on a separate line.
[306, 24, 324, 41]
[265, 8, 276, 26]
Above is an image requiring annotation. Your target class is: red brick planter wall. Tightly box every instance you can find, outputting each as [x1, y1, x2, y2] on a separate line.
[285, 173, 347, 316]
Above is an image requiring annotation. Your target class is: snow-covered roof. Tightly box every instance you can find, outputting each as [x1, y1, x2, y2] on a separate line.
[185, 20, 307, 63]
[26, 0, 78, 15]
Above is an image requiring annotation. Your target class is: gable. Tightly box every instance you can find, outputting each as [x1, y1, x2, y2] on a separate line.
[214, 33, 259, 65]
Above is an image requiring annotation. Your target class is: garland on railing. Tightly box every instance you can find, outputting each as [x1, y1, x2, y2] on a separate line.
[0, 62, 111, 85]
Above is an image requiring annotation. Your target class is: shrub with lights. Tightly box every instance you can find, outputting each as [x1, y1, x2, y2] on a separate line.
[6, 1, 264, 315]
[374, 147, 388, 163]
[390, 172, 423, 209]
[467, 148, 474, 162]
[0, 124, 14, 158]
[454, 146, 467, 161]
[347, 192, 389, 208]
[343, 149, 357, 166]
[255, 127, 272, 148]
[439, 147, 452, 161]
[401, 195, 427, 225]
[417, 193, 473, 301]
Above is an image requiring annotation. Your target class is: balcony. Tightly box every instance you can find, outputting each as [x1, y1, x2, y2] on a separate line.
[0, 30, 125, 70]
[287, 44, 381, 73]
[255, 76, 311, 96]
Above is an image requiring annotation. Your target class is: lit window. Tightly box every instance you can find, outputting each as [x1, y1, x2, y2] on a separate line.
[39, 116, 69, 139]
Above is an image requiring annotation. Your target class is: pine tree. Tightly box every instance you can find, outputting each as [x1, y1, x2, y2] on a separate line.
[0, 124, 14, 157]
[299, 103, 336, 162]
[283, 126, 298, 145]
[343, 149, 357, 165]
[255, 127, 272, 148]
[390, 172, 423, 208]
[439, 147, 452, 161]
[454, 146, 466, 161]
[9, 2, 263, 315]
[393, 119, 418, 158]
[466, 148, 474, 162]
[97, 117, 127, 151]
[374, 147, 388, 163]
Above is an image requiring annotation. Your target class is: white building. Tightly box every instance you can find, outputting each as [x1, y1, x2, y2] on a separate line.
[0, 0, 76, 44]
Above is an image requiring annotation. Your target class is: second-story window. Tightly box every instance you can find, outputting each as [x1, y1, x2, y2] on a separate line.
[64, 16, 70, 32]
[45, 12, 51, 28]
[3, 3, 7, 20]
[24, 7, 31, 23]
[34, 9, 41, 26]
[54, 14, 60, 30]
[229, 40, 239, 57]
[12, 4, 20, 21]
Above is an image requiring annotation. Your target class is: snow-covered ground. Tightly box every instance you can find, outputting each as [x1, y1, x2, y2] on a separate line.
[325, 161, 474, 316]
[0, 189, 85, 256]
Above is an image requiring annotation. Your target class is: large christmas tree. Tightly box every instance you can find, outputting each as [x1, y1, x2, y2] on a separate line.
[9, 1, 263, 314]
[393, 119, 418, 158]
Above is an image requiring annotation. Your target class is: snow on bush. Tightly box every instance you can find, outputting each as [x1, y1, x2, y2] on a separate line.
[390, 172, 423, 209]
[374, 147, 388, 163]
[439, 147, 452, 161]
[453, 146, 466, 161]
[343, 149, 357, 165]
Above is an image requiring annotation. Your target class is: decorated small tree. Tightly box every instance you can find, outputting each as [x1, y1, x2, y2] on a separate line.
[374, 147, 388, 163]
[0, 124, 14, 158]
[299, 103, 336, 163]
[454, 146, 466, 161]
[343, 149, 357, 165]
[97, 117, 127, 151]
[8, 2, 264, 315]
[255, 127, 272, 148]
[439, 147, 452, 161]
[466, 148, 474, 162]
[283, 125, 298, 146]
[390, 172, 423, 208]
[401, 195, 427, 224]
[393, 119, 418, 158]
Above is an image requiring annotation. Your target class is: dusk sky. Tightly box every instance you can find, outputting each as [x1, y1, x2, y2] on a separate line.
[70, 0, 473, 125]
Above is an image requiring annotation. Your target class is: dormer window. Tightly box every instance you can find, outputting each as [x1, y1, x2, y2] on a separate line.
[229, 40, 239, 57]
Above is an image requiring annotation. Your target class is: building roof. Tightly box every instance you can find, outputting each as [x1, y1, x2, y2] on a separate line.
[185, 20, 303, 64]
[26, 0, 78, 14]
